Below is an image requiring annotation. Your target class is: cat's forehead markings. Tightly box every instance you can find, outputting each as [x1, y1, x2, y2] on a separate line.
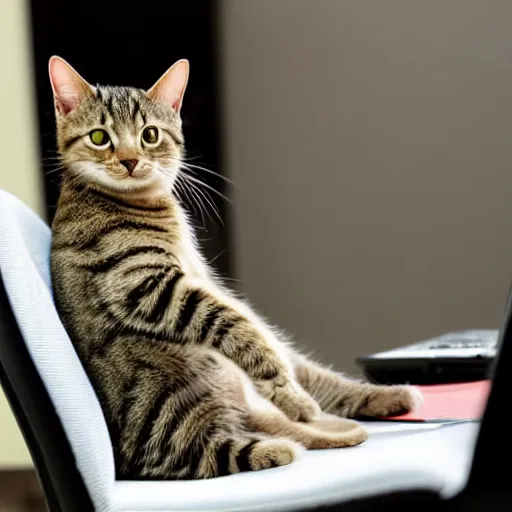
[96, 86, 148, 127]
[131, 96, 141, 123]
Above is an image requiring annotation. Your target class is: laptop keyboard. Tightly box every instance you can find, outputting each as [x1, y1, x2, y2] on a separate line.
[357, 330, 499, 384]
[415, 331, 498, 351]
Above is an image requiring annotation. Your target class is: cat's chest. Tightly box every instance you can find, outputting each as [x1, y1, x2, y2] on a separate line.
[172, 204, 212, 282]
[175, 232, 209, 281]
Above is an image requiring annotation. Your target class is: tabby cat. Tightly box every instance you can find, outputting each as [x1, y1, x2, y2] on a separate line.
[49, 56, 421, 480]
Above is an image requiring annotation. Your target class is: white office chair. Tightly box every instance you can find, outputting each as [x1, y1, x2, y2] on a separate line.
[0, 189, 482, 512]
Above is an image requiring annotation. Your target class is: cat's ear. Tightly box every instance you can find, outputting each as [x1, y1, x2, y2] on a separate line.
[147, 59, 189, 113]
[48, 56, 95, 116]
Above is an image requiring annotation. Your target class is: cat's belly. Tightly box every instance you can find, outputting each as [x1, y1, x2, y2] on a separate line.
[207, 350, 280, 415]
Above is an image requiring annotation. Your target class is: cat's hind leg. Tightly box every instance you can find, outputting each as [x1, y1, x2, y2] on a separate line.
[291, 353, 423, 418]
[248, 408, 368, 449]
[238, 358, 368, 449]
[115, 342, 302, 480]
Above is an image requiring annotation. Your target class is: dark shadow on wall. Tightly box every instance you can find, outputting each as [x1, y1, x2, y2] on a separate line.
[27, 0, 231, 278]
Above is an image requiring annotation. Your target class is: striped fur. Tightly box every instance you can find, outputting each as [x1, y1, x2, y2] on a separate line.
[49, 57, 421, 480]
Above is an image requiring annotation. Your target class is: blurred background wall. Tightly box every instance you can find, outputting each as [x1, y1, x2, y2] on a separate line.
[220, 0, 512, 375]
[0, 0, 46, 510]
[0, 0, 43, 474]
[0, 0, 44, 217]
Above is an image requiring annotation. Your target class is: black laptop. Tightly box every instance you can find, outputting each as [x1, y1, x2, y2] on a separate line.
[356, 329, 498, 385]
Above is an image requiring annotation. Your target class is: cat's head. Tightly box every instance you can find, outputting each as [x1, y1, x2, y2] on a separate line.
[48, 56, 188, 194]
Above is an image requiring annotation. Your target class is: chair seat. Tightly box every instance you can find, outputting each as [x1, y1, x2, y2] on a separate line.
[0, 190, 482, 511]
[112, 421, 479, 512]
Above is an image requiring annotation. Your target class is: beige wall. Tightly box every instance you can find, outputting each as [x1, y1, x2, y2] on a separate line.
[220, 0, 512, 374]
[0, 0, 44, 468]
[0, 0, 44, 216]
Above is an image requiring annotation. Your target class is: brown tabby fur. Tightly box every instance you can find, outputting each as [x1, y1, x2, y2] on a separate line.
[49, 57, 421, 480]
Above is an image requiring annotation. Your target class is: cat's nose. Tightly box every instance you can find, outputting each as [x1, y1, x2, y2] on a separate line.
[120, 159, 138, 174]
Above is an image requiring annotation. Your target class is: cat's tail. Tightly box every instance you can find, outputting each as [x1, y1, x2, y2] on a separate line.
[248, 410, 368, 450]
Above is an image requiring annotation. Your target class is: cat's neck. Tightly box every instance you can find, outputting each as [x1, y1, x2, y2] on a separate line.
[60, 176, 175, 213]
[57, 175, 215, 282]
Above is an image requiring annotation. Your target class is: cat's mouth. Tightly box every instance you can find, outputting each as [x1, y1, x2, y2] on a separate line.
[112, 169, 152, 180]
[107, 161, 152, 180]
[106, 170, 159, 190]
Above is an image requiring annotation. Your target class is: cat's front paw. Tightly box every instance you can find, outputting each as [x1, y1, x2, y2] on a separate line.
[359, 385, 423, 417]
[255, 378, 321, 422]
[275, 383, 321, 422]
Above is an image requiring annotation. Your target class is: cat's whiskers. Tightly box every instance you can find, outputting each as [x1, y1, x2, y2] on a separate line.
[158, 165, 213, 225]
[43, 149, 63, 156]
[44, 164, 67, 176]
[43, 154, 65, 174]
[179, 172, 224, 226]
[180, 154, 204, 162]
[207, 249, 227, 266]
[178, 160, 238, 188]
[175, 172, 208, 228]
[176, 170, 219, 226]
[178, 170, 231, 205]
[171, 174, 187, 203]
[183, 179, 210, 227]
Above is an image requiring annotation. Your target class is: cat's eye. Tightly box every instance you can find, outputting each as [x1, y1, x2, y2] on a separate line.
[142, 126, 159, 145]
[90, 129, 110, 147]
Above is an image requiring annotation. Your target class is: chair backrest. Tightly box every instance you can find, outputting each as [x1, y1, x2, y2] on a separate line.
[0, 190, 115, 512]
